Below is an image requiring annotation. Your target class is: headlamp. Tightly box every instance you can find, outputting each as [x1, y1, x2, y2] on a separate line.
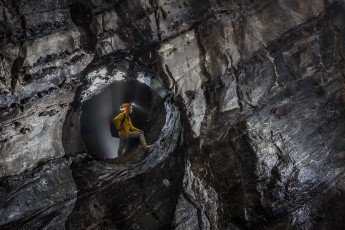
[120, 103, 134, 111]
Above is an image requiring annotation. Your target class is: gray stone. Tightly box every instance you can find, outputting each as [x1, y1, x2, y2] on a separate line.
[90, 9, 127, 56]
[0, 159, 77, 229]
[0, 0, 345, 229]
[156, 30, 207, 137]
[24, 9, 73, 38]
[173, 195, 199, 230]
[0, 91, 74, 177]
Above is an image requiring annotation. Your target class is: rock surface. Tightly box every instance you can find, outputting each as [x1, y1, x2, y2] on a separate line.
[0, 0, 345, 229]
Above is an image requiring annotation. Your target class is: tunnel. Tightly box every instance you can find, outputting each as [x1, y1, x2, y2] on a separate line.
[63, 58, 170, 163]
[80, 80, 153, 159]
[59, 57, 184, 228]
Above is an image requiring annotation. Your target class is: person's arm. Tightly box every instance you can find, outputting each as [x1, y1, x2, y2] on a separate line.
[114, 113, 130, 134]
[129, 118, 140, 132]
[114, 113, 124, 128]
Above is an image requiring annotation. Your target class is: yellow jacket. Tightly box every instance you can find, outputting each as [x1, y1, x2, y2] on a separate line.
[114, 112, 140, 135]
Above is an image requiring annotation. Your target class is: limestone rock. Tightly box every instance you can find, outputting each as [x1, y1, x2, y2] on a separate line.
[156, 30, 206, 137]
[90, 9, 127, 56]
[0, 92, 73, 177]
[0, 0, 345, 229]
[0, 159, 76, 229]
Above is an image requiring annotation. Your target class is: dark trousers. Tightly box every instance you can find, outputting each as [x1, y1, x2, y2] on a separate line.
[117, 131, 147, 156]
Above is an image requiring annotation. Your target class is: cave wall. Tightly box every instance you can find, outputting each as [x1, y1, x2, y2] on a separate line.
[1, 0, 345, 229]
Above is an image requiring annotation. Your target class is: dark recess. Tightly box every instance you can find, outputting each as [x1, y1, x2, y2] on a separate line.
[69, 2, 96, 52]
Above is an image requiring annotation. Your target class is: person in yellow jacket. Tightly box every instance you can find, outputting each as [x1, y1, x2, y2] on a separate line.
[114, 102, 151, 156]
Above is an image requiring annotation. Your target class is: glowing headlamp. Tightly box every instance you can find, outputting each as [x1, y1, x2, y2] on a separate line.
[120, 103, 134, 111]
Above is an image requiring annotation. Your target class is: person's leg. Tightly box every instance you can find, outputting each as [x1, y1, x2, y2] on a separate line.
[117, 134, 127, 157]
[128, 131, 148, 148]
[139, 132, 147, 147]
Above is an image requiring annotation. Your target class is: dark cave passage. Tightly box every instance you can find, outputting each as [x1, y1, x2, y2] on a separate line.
[80, 80, 152, 159]
[62, 56, 170, 165]
[63, 58, 184, 229]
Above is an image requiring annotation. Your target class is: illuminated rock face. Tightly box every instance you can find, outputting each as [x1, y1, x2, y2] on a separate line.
[1, 0, 345, 229]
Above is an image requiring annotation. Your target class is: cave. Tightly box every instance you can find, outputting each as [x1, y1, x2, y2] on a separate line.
[1, 1, 345, 229]
[61, 57, 183, 229]
[62, 57, 170, 165]
[79, 80, 155, 159]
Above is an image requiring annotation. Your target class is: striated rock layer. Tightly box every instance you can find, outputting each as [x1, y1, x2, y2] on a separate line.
[0, 0, 345, 229]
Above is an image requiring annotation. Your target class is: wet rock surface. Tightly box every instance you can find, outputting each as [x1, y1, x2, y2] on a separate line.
[66, 98, 183, 229]
[0, 158, 76, 229]
[0, 0, 345, 229]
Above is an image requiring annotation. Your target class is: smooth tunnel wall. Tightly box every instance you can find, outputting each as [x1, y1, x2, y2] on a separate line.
[80, 80, 152, 159]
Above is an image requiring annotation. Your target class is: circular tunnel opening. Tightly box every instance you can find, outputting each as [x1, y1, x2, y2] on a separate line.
[79, 79, 165, 159]
[62, 57, 172, 164]
[62, 64, 183, 229]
